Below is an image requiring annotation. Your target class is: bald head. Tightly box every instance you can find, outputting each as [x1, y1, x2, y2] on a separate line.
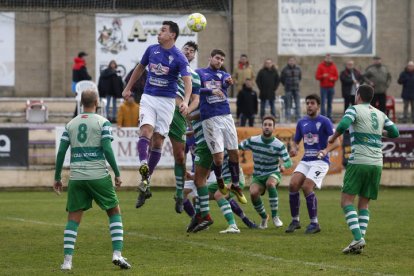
[81, 89, 99, 109]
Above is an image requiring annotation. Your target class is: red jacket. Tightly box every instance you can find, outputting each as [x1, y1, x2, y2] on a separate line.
[315, 61, 338, 88]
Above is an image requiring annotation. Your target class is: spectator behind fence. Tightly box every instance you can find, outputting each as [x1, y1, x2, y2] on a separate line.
[237, 79, 258, 127]
[72, 51, 92, 117]
[281, 57, 302, 122]
[125, 64, 148, 104]
[233, 54, 255, 96]
[98, 60, 124, 123]
[340, 60, 363, 112]
[256, 58, 280, 119]
[363, 56, 391, 113]
[398, 60, 414, 123]
[117, 93, 140, 127]
[315, 54, 338, 120]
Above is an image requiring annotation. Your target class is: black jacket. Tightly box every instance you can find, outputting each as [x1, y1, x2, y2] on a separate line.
[398, 69, 414, 100]
[280, 64, 301, 91]
[340, 68, 363, 97]
[237, 85, 258, 117]
[256, 67, 280, 100]
[98, 68, 123, 98]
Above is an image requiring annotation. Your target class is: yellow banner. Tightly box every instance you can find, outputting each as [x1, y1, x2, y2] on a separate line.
[237, 127, 343, 175]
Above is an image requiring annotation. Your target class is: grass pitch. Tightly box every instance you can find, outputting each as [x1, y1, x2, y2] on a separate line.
[0, 188, 413, 275]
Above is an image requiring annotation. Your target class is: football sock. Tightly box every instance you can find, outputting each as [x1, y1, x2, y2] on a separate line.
[289, 191, 300, 221]
[252, 197, 267, 219]
[183, 198, 195, 217]
[229, 198, 245, 218]
[228, 161, 240, 187]
[217, 198, 236, 226]
[197, 186, 210, 218]
[343, 205, 362, 241]
[194, 197, 200, 215]
[174, 163, 185, 198]
[63, 220, 78, 256]
[148, 148, 162, 175]
[137, 136, 150, 163]
[306, 192, 318, 224]
[109, 214, 124, 251]
[358, 209, 370, 238]
[268, 186, 279, 218]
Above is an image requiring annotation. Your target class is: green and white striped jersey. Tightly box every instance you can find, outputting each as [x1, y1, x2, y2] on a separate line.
[176, 67, 201, 100]
[344, 104, 394, 166]
[239, 135, 290, 177]
[61, 113, 113, 180]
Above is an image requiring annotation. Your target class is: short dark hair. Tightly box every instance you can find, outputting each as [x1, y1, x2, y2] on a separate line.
[357, 85, 374, 103]
[240, 54, 248, 58]
[81, 89, 98, 108]
[305, 94, 321, 105]
[262, 115, 276, 126]
[78, 51, 87, 58]
[184, 41, 198, 52]
[210, 49, 226, 57]
[162, 21, 179, 40]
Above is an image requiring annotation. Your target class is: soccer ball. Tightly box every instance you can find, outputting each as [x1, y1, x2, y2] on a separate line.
[187, 13, 207, 32]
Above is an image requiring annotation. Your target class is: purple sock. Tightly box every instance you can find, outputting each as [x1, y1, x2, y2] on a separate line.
[137, 136, 150, 162]
[306, 192, 318, 223]
[148, 148, 162, 175]
[212, 162, 223, 179]
[183, 198, 195, 217]
[289, 192, 300, 220]
[228, 161, 240, 186]
[229, 198, 244, 218]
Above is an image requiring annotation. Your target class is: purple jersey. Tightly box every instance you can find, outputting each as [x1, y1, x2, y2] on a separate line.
[196, 67, 231, 121]
[294, 115, 334, 163]
[140, 44, 190, 98]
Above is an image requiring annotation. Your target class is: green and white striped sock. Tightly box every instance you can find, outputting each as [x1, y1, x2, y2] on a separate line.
[197, 186, 210, 218]
[63, 220, 79, 256]
[268, 186, 279, 218]
[174, 163, 185, 199]
[358, 209, 370, 238]
[217, 198, 236, 226]
[343, 205, 362, 241]
[109, 214, 123, 252]
[253, 197, 267, 219]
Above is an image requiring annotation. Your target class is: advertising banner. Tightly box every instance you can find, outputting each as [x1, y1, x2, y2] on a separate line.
[0, 128, 28, 167]
[56, 127, 192, 168]
[0, 13, 15, 86]
[278, 0, 376, 56]
[382, 128, 414, 169]
[95, 14, 198, 81]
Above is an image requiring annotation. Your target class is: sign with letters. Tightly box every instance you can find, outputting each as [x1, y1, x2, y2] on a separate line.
[95, 14, 198, 81]
[382, 129, 414, 169]
[278, 0, 376, 56]
[55, 127, 192, 168]
[0, 128, 28, 167]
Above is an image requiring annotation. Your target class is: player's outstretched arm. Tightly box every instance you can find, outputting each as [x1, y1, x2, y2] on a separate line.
[122, 64, 145, 98]
[187, 94, 200, 115]
[383, 119, 400, 138]
[319, 135, 340, 159]
[53, 141, 70, 195]
[102, 139, 121, 180]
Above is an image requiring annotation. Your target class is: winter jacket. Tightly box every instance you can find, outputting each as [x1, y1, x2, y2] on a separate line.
[363, 64, 391, 94]
[72, 57, 91, 82]
[281, 64, 301, 91]
[398, 69, 414, 100]
[117, 101, 140, 127]
[236, 85, 258, 117]
[255, 67, 280, 101]
[233, 62, 255, 93]
[340, 68, 363, 98]
[98, 68, 123, 98]
[315, 62, 338, 88]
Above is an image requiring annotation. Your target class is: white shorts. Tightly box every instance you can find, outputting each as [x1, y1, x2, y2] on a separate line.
[294, 160, 329, 189]
[202, 114, 238, 154]
[139, 94, 175, 137]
